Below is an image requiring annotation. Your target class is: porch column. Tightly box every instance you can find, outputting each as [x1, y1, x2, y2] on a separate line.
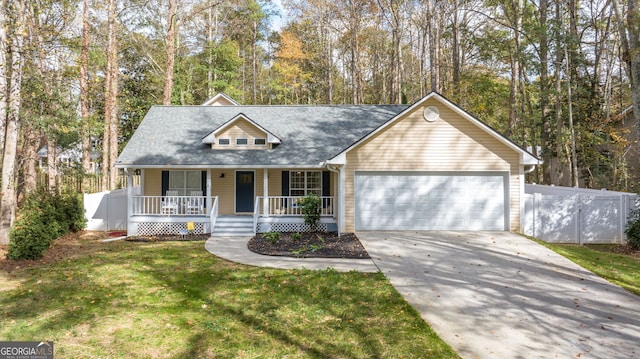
[126, 168, 134, 235]
[263, 168, 269, 217]
[338, 166, 345, 235]
[206, 169, 212, 215]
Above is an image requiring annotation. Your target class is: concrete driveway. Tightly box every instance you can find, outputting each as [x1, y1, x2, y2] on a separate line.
[356, 231, 640, 359]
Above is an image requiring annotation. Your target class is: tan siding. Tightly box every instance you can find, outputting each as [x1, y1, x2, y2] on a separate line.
[144, 169, 162, 196]
[211, 169, 234, 214]
[343, 98, 522, 232]
[268, 170, 283, 196]
[214, 118, 268, 149]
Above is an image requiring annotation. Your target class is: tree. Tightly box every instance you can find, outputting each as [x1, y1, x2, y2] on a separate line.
[0, 0, 26, 244]
[612, 0, 640, 176]
[103, 0, 120, 190]
[80, 0, 93, 180]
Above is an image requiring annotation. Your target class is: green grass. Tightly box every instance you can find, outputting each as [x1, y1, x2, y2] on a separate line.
[0, 240, 458, 358]
[534, 241, 640, 296]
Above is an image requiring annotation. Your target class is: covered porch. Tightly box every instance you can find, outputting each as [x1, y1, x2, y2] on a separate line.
[124, 167, 340, 236]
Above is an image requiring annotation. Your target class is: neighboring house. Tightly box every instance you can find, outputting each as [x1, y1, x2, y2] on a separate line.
[115, 92, 541, 236]
[38, 142, 101, 174]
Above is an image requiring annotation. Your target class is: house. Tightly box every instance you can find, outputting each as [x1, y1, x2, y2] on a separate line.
[38, 142, 101, 174]
[115, 92, 541, 236]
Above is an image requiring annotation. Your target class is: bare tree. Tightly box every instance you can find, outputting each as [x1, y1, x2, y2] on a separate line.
[80, 0, 92, 181]
[163, 0, 178, 105]
[102, 0, 119, 190]
[0, 0, 26, 243]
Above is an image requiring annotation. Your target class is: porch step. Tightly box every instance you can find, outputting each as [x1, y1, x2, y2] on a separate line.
[212, 216, 255, 237]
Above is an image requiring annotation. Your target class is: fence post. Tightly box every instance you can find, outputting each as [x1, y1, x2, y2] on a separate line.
[577, 194, 582, 245]
[533, 193, 541, 238]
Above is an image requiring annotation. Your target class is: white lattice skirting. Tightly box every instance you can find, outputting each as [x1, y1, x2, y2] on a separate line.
[137, 222, 206, 236]
[257, 222, 328, 233]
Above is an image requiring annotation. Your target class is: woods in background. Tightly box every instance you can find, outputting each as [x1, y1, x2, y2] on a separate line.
[1, 0, 640, 241]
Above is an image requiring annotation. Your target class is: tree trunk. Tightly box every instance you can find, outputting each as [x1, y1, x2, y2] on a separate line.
[0, 0, 26, 244]
[47, 138, 57, 192]
[539, 0, 551, 183]
[428, 0, 441, 93]
[612, 0, 640, 181]
[80, 0, 92, 183]
[163, 0, 177, 105]
[21, 124, 39, 193]
[0, 0, 7, 161]
[102, 0, 118, 190]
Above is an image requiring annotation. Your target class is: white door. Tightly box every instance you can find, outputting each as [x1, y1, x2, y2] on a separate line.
[355, 172, 507, 231]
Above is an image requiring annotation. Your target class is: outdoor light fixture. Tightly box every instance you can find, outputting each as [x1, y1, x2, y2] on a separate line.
[220, 173, 225, 178]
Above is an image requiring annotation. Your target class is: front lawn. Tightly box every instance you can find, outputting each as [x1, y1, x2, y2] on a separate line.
[535, 241, 640, 296]
[0, 234, 458, 358]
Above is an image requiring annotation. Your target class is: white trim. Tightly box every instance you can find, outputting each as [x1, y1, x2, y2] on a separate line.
[236, 138, 249, 146]
[218, 138, 230, 145]
[116, 164, 326, 169]
[263, 169, 269, 217]
[201, 113, 282, 144]
[328, 92, 542, 166]
[201, 92, 240, 106]
[234, 170, 256, 214]
[126, 169, 134, 236]
[254, 138, 267, 146]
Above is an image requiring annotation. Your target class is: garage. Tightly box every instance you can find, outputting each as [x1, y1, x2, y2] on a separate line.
[354, 172, 508, 231]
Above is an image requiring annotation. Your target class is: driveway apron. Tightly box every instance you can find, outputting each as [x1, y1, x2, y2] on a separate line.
[356, 231, 640, 359]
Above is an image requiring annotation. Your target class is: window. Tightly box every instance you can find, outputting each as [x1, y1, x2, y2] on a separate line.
[169, 170, 201, 196]
[218, 138, 230, 145]
[290, 171, 321, 196]
[254, 138, 266, 146]
[236, 138, 248, 145]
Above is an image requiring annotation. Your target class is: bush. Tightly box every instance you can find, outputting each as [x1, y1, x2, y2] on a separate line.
[263, 231, 280, 244]
[7, 189, 86, 260]
[625, 203, 640, 249]
[300, 193, 321, 232]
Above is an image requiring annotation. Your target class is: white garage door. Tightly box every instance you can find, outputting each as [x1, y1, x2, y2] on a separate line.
[355, 172, 507, 231]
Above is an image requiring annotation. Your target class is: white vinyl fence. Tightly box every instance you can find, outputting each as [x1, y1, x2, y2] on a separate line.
[84, 187, 139, 231]
[523, 184, 637, 244]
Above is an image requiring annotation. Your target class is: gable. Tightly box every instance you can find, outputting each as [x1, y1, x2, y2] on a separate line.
[329, 92, 540, 166]
[201, 92, 239, 106]
[201, 114, 281, 150]
[213, 118, 269, 149]
[346, 97, 518, 171]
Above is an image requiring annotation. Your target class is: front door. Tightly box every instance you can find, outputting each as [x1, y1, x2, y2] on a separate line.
[235, 171, 255, 213]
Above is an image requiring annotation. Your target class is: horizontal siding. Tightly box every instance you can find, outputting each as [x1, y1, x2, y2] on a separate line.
[210, 169, 234, 215]
[213, 118, 268, 150]
[144, 169, 162, 196]
[343, 98, 522, 232]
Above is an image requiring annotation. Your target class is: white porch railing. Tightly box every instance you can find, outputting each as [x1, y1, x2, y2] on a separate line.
[256, 196, 335, 217]
[131, 196, 208, 216]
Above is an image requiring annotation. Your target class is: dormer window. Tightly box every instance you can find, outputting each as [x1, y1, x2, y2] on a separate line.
[236, 138, 248, 145]
[254, 138, 266, 146]
[218, 138, 230, 145]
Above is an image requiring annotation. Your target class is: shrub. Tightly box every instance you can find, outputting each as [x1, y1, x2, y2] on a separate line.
[300, 193, 321, 232]
[625, 203, 640, 249]
[7, 189, 86, 260]
[292, 232, 302, 241]
[263, 231, 280, 244]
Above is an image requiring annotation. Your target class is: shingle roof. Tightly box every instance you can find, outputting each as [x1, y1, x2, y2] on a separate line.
[115, 105, 409, 168]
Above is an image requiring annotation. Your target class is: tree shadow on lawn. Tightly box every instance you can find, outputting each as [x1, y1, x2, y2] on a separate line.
[0, 239, 456, 358]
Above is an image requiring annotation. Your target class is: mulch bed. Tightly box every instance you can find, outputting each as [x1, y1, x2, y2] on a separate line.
[248, 232, 370, 259]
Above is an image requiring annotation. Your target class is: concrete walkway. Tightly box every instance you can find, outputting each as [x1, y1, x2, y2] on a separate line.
[356, 231, 640, 359]
[204, 236, 378, 273]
